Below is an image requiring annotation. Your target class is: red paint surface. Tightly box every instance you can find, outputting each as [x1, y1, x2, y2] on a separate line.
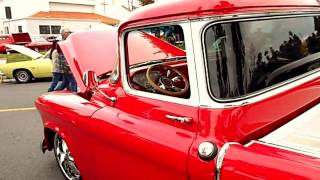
[120, 0, 320, 30]
[188, 77, 320, 180]
[36, 76, 320, 180]
[89, 87, 198, 179]
[221, 143, 320, 179]
[35, 0, 320, 179]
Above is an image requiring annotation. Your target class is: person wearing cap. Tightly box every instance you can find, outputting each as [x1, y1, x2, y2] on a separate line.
[61, 28, 72, 40]
[54, 28, 78, 92]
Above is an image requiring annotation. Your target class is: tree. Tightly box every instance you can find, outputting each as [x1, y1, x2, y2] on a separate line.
[137, 0, 154, 6]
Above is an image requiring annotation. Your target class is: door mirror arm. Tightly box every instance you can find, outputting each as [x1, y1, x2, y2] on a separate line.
[83, 70, 117, 104]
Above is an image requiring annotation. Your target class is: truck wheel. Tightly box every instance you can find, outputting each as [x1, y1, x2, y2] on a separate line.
[53, 133, 81, 180]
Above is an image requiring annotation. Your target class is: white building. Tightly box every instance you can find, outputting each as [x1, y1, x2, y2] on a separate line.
[96, 0, 140, 19]
[0, 0, 140, 37]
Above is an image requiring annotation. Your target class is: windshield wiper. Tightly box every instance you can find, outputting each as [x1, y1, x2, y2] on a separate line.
[130, 59, 162, 69]
[130, 56, 186, 69]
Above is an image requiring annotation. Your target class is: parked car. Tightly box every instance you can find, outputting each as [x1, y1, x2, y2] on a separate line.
[0, 35, 11, 53]
[27, 35, 53, 52]
[0, 44, 52, 83]
[0, 33, 52, 53]
[36, 0, 320, 179]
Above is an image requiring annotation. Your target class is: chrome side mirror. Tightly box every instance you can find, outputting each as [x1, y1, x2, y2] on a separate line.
[83, 70, 98, 89]
[83, 70, 116, 103]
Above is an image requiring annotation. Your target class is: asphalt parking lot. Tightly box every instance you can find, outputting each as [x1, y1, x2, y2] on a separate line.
[0, 80, 64, 180]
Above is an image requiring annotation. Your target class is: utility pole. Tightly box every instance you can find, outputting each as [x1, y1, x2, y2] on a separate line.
[101, 0, 107, 15]
[131, 0, 134, 11]
[127, 0, 133, 11]
[104, 0, 106, 15]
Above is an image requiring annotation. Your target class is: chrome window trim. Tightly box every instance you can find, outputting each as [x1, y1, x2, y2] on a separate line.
[120, 21, 200, 107]
[190, 12, 320, 108]
[248, 140, 320, 159]
[121, 19, 189, 30]
[202, 12, 320, 102]
[190, 11, 320, 23]
[215, 142, 239, 180]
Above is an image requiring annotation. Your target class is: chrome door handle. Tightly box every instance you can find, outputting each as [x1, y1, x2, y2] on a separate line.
[165, 115, 193, 124]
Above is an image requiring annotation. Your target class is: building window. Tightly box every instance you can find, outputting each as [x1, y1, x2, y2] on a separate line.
[5, 7, 12, 19]
[4, 27, 9, 34]
[18, 26, 22, 33]
[51, 25, 61, 34]
[39, 25, 50, 34]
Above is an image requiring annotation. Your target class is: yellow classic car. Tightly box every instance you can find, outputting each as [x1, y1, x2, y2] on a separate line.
[0, 44, 52, 83]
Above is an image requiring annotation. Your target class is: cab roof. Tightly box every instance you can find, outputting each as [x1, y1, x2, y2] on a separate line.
[122, 0, 320, 27]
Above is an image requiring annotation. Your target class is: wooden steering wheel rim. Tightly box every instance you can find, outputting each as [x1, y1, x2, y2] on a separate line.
[146, 64, 189, 97]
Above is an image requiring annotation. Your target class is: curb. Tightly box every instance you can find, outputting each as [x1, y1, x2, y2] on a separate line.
[0, 78, 15, 84]
[0, 75, 4, 84]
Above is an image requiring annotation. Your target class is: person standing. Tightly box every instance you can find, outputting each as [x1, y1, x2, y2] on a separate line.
[54, 28, 77, 92]
[54, 49, 77, 92]
[47, 41, 64, 92]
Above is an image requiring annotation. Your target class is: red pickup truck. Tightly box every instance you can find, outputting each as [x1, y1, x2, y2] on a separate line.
[0, 33, 52, 53]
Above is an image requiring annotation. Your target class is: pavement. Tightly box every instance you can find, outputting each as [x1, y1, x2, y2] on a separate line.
[0, 80, 64, 180]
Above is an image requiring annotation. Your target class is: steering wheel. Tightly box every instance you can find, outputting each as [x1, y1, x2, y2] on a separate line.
[146, 64, 189, 97]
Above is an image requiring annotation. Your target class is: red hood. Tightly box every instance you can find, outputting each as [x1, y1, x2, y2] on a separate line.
[59, 28, 118, 93]
[127, 31, 186, 65]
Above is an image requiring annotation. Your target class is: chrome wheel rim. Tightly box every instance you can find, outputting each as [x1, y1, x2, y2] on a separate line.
[54, 134, 80, 180]
[16, 71, 30, 83]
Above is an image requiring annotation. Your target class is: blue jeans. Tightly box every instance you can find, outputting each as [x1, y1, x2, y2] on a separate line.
[55, 74, 77, 92]
[48, 72, 63, 92]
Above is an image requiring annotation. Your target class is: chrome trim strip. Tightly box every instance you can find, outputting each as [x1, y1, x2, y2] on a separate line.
[216, 142, 239, 180]
[252, 140, 320, 159]
[244, 140, 255, 147]
[165, 115, 193, 124]
[191, 11, 320, 23]
[119, 21, 200, 107]
[121, 20, 190, 32]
